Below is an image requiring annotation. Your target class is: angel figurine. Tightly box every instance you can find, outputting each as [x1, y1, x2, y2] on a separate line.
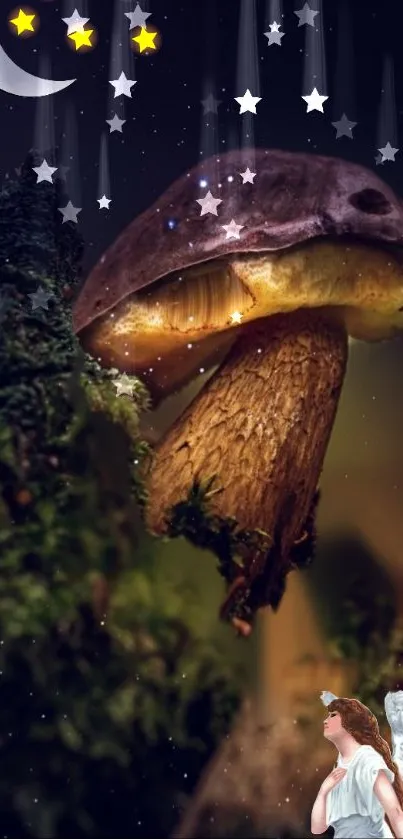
[311, 691, 403, 838]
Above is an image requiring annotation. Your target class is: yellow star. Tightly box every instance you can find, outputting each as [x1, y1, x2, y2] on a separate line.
[9, 8, 36, 35]
[132, 26, 157, 53]
[68, 27, 94, 51]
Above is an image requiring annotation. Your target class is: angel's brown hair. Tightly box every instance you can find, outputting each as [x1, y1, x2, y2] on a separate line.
[328, 697, 403, 835]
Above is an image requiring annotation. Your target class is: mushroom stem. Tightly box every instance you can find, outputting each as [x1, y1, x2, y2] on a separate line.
[145, 308, 348, 623]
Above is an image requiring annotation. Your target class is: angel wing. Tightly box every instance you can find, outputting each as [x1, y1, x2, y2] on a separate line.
[385, 691, 403, 775]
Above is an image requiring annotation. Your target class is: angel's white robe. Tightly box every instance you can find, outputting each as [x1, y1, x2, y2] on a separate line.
[326, 744, 394, 838]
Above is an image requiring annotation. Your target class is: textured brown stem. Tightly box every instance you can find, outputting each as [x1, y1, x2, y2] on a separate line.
[145, 308, 348, 617]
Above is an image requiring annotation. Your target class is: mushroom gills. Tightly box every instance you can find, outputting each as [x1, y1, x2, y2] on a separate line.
[89, 239, 403, 402]
[87, 260, 254, 398]
[144, 240, 403, 627]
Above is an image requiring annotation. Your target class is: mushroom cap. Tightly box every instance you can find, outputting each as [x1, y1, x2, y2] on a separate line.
[73, 148, 403, 336]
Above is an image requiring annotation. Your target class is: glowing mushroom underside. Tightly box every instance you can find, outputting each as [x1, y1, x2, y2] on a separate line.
[73, 148, 403, 631]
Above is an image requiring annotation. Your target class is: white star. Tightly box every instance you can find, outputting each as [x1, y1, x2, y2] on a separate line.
[196, 190, 223, 216]
[114, 376, 134, 398]
[33, 159, 58, 184]
[222, 219, 244, 240]
[302, 87, 328, 113]
[98, 195, 111, 210]
[378, 141, 399, 162]
[62, 7, 89, 35]
[234, 89, 262, 115]
[58, 201, 82, 224]
[125, 4, 151, 30]
[109, 71, 137, 99]
[240, 167, 256, 184]
[106, 113, 126, 133]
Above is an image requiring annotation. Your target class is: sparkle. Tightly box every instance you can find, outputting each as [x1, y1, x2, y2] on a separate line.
[230, 311, 243, 324]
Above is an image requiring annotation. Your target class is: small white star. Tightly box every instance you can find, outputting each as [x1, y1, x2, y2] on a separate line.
[230, 311, 243, 324]
[378, 142, 399, 162]
[234, 89, 262, 115]
[109, 71, 137, 99]
[114, 376, 134, 398]
[58, 201, 82, 224]
[106, 113, 126, 133]
[196, 190, 223, 216]
[302, 87, 328, 113]
[62, 8, 89, 35]
[33, 159, 58, 184]
[124, 4, 151, 30]
[240, 167, 256, 184]
[222, 219, 244, 240]
[98, 195, 111, 210]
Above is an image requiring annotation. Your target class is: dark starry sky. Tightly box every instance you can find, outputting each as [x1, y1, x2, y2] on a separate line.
[1, 0, 403, 274]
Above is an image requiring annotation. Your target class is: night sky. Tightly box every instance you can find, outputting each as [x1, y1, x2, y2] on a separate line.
[2, 0, 403, 690]
[1, 0, 403, 275]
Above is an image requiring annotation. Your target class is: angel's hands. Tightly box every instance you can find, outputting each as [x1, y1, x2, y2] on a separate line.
[320, 767, 347, 796]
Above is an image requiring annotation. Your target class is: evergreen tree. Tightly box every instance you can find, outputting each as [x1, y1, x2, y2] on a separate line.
[0, 154, 239, 838]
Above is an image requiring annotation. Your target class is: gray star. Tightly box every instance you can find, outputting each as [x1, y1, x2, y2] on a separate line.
[201, 92, 221, 114]
[28, 287, 53, 311]
[33, 159, 58, 184]
[55, 164, 70, 181]
[294, 3, 319, 27]
[58, 201, 82, 224]
[378, 141, 399, 162]
[331, 113, 357, 139]
[109, 71, 137, 99]
[98, 195, 111, 210]
[106, 113, 126, 133]
[114, 375, 134, 397]
[264, 22, 285, 46]
[125, 4, 151, 30]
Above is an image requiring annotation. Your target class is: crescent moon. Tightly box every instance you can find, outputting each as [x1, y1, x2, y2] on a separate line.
[0, 43, 75, 97]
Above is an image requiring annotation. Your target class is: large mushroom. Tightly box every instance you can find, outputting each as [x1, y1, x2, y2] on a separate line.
[73, 148, 403, 634]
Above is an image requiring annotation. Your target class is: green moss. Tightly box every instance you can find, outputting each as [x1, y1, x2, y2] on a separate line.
[0, 152, 240, 838]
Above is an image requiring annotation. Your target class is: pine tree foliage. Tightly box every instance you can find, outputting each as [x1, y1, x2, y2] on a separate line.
[0, 154, 239, 838]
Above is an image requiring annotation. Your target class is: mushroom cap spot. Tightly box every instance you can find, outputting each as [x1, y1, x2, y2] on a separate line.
[73, 148, 403, 340]
[349, 188, 393, 216]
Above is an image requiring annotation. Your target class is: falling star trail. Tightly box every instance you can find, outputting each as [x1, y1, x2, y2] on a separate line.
[62, 0, 89, 18]
[265, 0, 284, 28]
[60, 98, 82, 207]
[199, 0, 219, 186]
[98, 132, 111, 201]
[302, 0, 327, 97]
[235, 0, 260, 162]
[333, 0, 356, 121]
[377, 54, 398, 150]
[33, 55, 56, 164]
[108, 0, 136, 116]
